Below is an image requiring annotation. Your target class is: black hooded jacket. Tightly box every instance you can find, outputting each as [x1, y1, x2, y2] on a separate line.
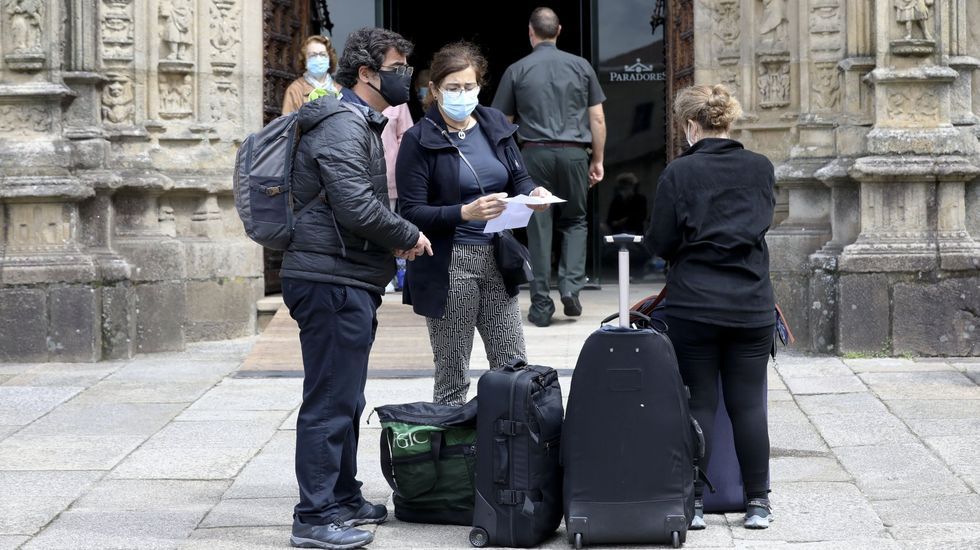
[280, 95, 419, 294]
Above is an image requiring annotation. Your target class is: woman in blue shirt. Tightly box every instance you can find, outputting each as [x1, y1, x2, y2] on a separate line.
[395, 42, 551, 405]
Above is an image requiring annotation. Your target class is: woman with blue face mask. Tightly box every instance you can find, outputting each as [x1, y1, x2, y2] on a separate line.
[395, 41, 553, 405]
[281, 35, 341, 115]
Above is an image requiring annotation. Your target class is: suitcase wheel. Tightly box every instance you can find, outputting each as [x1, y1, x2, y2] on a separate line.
[574, 532, 583, 549]
[672, 530, 681, 548]
[468, 527, 488, 548]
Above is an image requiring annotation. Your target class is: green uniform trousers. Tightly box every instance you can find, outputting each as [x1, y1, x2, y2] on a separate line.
[522, 145, 590, 317]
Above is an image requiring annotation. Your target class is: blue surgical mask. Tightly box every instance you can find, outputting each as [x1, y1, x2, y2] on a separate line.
[306, 56, 330, 79]
[417, 87, 429, 101]
[440, 88, 480, 121]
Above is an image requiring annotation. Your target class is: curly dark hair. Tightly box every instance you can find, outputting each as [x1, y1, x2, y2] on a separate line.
[423, 41, 489, 108]
[335, 27, 414, 88]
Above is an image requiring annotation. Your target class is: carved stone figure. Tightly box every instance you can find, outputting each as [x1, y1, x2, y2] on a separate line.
[7, 0, 43, 52]
[812, 64, 840, 111]
[759, 0, 789, 50]
[893, 0, 933, 40]
[758, 61, 790, 108]
[712, 1, 741, 58]
[102, 79, 135, 124]
[159, 0, 192, 60]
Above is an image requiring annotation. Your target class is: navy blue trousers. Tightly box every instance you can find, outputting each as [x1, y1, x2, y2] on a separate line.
[282, 278, 381, 525]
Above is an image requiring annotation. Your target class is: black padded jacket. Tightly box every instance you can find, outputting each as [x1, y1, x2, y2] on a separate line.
[280, 95, 419, 294]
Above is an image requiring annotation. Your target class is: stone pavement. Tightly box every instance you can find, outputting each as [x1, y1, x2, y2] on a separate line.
[1, 285, 979, 549]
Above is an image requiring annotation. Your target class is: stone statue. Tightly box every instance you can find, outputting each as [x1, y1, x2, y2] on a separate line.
[759, 0, 788, 50]
[7, 0, 43, 52]
[894, 0, 933, 41]
[102, 79, 134, 124]
[159, 0, 192, 60]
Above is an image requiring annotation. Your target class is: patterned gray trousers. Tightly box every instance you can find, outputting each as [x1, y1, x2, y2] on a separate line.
[427, 244, 527, 405]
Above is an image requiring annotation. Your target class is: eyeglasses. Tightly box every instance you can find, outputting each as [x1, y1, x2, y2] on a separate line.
[381, 64, 414, 77]
[440, 84, 480, 98]
[307, 52, 329, 59]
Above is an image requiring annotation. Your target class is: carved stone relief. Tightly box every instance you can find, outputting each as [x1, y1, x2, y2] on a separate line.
[891, 0, 936, 55]
[159, 0, 193, 62]
[7, 204, 71, 253]
[712, 0, 741, 63]
[757, 56, 791, 108]
[209, 81, 240, 123]
[809, 1, 842, 56]
[719, 67, 741, 101]
[101, 76, 135, 125]
[210, 0, 241, 65]
[886, 88, 939, 123]
[759, 0, 788, 51]
[159, 74, 194, 119]
[6, 0, 43, 52]
[811, 63, 840, 111]
[101, 0, 134, 61]
[0, 104, 52, 133]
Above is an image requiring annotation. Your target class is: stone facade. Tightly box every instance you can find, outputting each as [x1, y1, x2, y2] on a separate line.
[695, 0, 980, 355]
[0, 0, 265, 361]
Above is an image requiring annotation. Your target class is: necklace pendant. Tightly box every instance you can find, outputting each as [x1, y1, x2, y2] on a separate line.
[458, 130, 466, 139]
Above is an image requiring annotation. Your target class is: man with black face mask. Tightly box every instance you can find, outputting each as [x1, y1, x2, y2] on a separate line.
[281, 27, 432, 550]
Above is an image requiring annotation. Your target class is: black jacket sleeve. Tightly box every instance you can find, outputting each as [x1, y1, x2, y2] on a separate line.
[647, 170, 682, 260]
[395, 130, 466, 232]
[315, 112, 418, 251]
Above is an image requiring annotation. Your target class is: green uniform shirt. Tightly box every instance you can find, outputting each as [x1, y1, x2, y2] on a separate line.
[491, 42, 606, 144]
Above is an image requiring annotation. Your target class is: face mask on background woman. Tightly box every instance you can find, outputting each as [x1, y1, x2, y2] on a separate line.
[440, 87, 480, 121]
[306, 56, 330, 79]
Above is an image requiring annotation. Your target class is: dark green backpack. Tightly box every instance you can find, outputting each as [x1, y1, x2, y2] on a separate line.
[375, 399, 478, 525]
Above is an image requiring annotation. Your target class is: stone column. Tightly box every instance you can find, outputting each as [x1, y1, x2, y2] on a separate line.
[838, 0, 980, 355]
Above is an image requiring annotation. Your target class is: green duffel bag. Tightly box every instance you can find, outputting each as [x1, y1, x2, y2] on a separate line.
[375, 399, 477, 526]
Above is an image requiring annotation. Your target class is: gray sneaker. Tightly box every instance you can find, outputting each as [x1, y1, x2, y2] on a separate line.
[290, 518, 374, 549]
[339, 501, 388, 527]
[689, 498, 706, 530]
[744, 498, 773, 529]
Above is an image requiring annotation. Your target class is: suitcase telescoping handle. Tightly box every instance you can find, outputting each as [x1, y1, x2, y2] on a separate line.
[604, 234, 643, 328]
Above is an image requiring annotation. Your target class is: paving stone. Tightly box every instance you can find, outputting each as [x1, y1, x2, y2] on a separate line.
[775, 360, 852, 378]
[768, 401, 810, 424]
[279, 407, 299, 431]
[110, 413, 283, 480]
[0, 471, 102, 535]
[859, 371, 980, 400]
[0, 426, 18, 441]
[0, 375, 13, 385]
[902, 417, 980, 437]
[889, 523, 980, 547]
[0, 536, 29, 550]
[807, 411, 916, 448]
[200, 497, 294, 528]
[770, 457, 851, 483]
[844, 358, 954, 373]
[71, 479, 229, 512]
[782, 375, 868, 395]
[886, 399, 980, 420]
[224, 432, 295, 499]
[3, 363, 120, 387]
[19, 402, 183, 437]
[924, 435, 980, 481]
[736, 540, 901, 550]
[833, 444, 970, 500]
[108, 360, 238, 383]
[369, 517, 483, 548]
[0, 387, 84, 425]
[795, 393, 890, 417]
[23, 510, 203, 550]
[727, 482, 886, 542]
[769, 419, 830, 455]
[179, 526, 289, 550]
[71, 380, 216, 405]
[873, 494, 980, 527]
[182, 378, 301, 412]
[0, 434, 144, 470]
[768, 389, 794, 402]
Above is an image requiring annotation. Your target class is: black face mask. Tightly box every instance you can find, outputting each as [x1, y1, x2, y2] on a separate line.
[370, 70, 412, 106]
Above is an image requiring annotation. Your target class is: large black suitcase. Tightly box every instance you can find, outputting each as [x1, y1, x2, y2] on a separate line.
[562, 235, 700, 549]
[469, 360, 564, 548]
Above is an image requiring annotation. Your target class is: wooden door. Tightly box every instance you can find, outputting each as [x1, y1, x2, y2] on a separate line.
[262, 0, 312, 294]
[665, 0, 694, 160]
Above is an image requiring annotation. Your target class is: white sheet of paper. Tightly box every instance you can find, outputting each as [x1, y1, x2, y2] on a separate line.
[504, 194, 567, 205]
[483, 202, 534, 233]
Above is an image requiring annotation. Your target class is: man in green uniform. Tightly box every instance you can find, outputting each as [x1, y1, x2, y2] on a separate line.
[492, 6, 606, 327]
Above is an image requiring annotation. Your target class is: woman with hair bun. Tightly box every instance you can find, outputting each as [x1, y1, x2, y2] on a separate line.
[647, 84, 776, 531]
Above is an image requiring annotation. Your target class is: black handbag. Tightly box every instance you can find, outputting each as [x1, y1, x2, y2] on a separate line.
[424, 116, 535, 287]
[494, 230, 534, 287]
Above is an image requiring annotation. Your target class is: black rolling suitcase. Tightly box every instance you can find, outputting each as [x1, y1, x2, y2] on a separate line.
[562, 234, 702, 549]
[469, 359, 564, 548]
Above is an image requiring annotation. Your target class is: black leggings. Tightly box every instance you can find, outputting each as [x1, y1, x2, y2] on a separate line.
[666, 316, 773, 500]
